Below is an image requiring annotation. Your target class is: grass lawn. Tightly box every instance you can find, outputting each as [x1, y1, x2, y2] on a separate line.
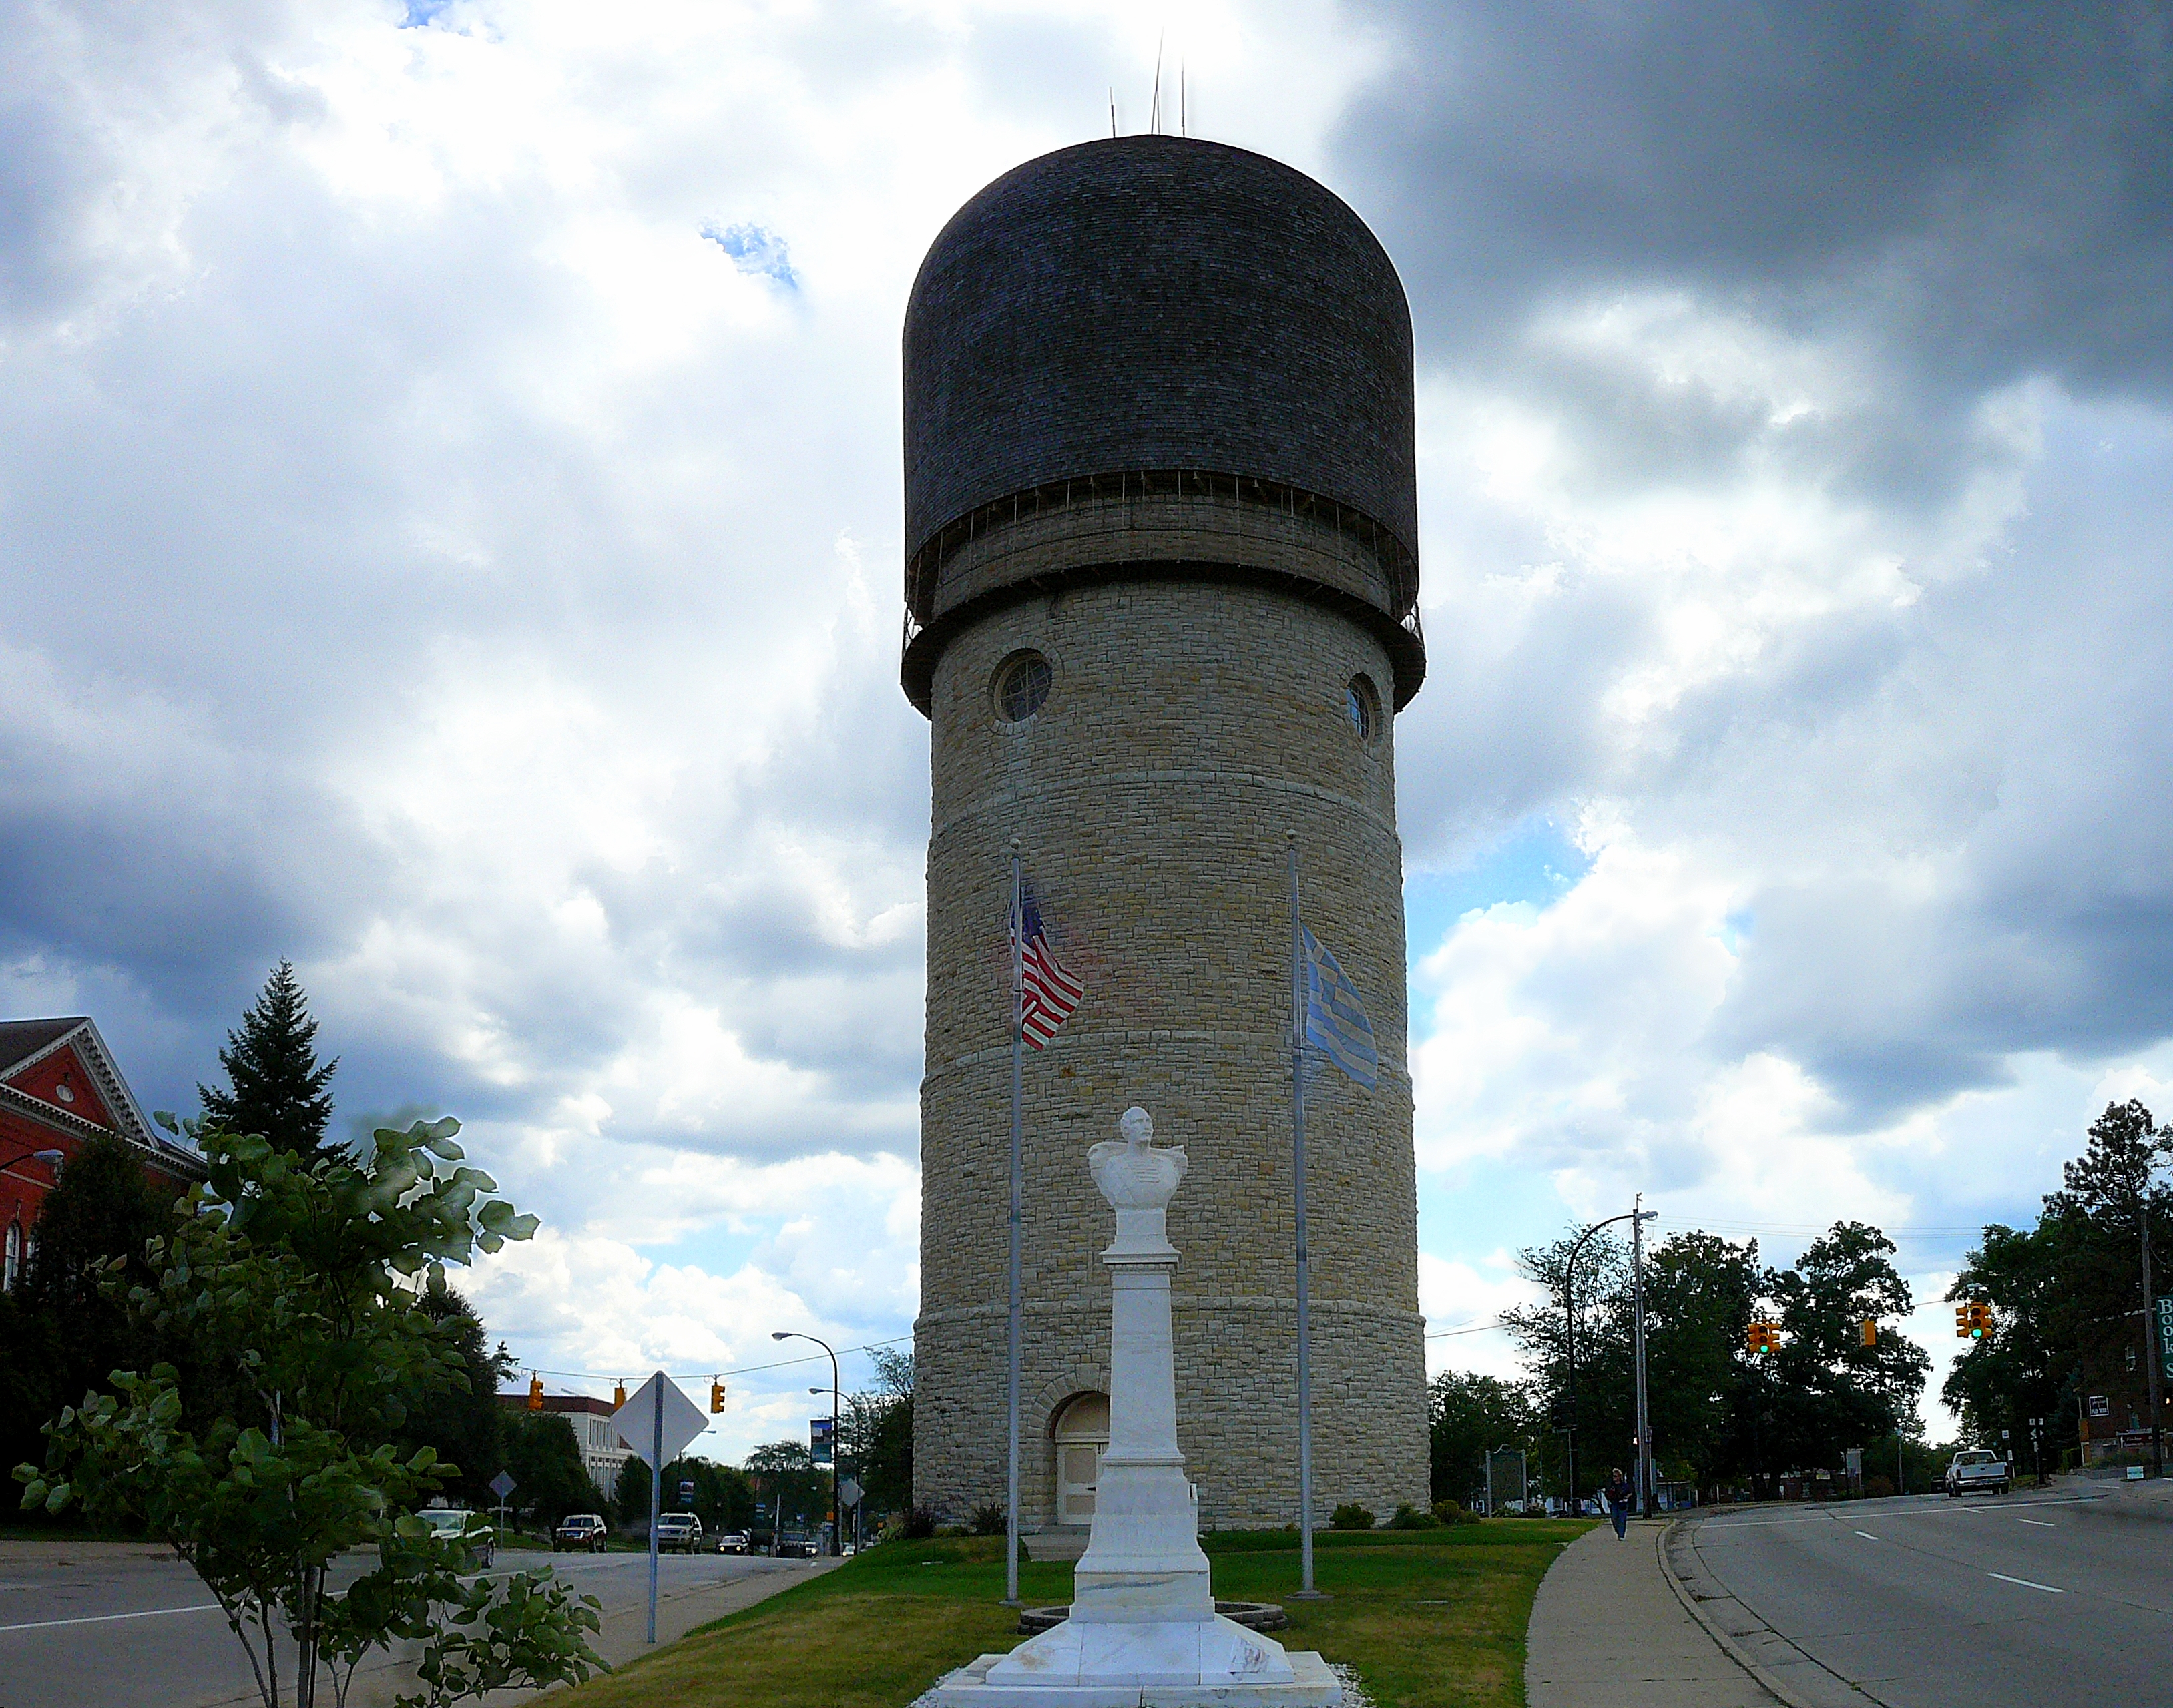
[558, 1520, 1591, 1708]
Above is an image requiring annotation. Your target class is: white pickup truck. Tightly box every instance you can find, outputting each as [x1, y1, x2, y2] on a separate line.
[1945, 1448, 2011, 1497]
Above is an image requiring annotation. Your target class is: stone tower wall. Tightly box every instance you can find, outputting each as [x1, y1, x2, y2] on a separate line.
[913, 536, 1429, 1530]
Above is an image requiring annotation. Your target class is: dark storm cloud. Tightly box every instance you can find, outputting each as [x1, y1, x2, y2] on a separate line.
[1339, 0, 2173, 400]
[1351, 1, 2173, 1132]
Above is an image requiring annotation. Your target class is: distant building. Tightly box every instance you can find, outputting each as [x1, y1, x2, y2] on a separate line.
[1, 1017, 205, 1290]
[497, 1388, 632, 1494]
[2076, 1357, 2157, 1466]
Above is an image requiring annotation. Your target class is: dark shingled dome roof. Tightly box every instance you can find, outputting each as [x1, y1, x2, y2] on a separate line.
[903, 135, 1419, 584]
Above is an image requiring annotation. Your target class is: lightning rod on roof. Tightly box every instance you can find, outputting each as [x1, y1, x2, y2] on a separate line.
[1150, 33, 1164, 134]
[1110, 87, 1118, 137]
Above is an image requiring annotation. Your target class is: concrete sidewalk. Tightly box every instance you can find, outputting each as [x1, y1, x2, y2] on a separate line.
[1525, 1522, 1782, 1708]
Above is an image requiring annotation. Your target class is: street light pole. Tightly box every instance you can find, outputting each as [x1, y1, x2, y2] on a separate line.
[1631, 1198, 1658, 1518]
[1563, 1210, 1638, 1514]
[773, 1332, 840, 1555]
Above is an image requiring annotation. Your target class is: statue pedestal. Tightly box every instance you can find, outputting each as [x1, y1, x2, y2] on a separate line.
[929, 1109, 1342, 1707]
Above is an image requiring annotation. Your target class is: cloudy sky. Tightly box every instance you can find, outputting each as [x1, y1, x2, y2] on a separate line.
[5, 0, 2168, 1455]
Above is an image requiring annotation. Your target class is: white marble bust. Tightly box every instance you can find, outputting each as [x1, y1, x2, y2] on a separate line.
[1090, 1105, 1188, 1208]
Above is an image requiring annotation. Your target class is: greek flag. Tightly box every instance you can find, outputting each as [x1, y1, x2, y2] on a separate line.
[1301, 926, 1377, 1089]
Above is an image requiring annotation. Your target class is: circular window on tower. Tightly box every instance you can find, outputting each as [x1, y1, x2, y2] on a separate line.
[993, 651, 1053, 725]
[1346, 675, 1381, 742]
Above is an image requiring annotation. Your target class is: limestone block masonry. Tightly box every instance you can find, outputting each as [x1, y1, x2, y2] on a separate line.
[914, 570, 1429, 1528]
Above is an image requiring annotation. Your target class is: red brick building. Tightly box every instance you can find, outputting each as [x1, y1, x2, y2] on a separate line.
[0, 1017, 206, 1290]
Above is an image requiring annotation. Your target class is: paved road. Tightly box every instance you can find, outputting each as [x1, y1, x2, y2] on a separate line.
[1685, 1487, 2173, 1707]
[0, 1542, 813, 1708]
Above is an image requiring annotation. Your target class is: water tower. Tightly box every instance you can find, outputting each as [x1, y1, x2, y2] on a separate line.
[903, 135, 1428, 1529]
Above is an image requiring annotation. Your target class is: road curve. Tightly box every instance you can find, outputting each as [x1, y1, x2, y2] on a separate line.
[1682, 1488, 2173, 1708]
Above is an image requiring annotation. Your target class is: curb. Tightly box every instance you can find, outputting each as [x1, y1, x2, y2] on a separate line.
[2073, 1485, 2173, 1524]
[1657, 1516, 1884, 1708]
[1656, 1518, 1815, 1708]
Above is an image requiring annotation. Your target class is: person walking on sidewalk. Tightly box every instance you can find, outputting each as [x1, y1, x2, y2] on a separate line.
[1604, 1468, 1632, 1539]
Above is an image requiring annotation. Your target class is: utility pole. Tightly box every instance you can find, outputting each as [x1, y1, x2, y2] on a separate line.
[1631, 1198, 1658, 1518]
[2142, 1189, 2162, 1480]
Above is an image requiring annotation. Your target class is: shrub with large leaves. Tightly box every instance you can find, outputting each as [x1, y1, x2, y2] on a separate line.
[15, 1116, 602, 1708]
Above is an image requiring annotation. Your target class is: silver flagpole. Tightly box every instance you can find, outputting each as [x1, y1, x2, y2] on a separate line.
[1288, 834, 1324, 1599]
[1005, 837, 1024, 1607]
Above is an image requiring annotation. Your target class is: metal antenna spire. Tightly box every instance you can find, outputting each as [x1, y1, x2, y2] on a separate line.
[1150, 33, 1164, 133]
[1110, 87, 1118, 137]
[1180, 63, 1187, 136]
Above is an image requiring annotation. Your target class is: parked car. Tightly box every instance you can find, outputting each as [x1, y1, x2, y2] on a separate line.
[654, 1513, 704, 1554]
[553, 1513, 610, 1553]
[714, 1531, 751, 1555]
[411, 1508, 495, 1569]
[1945, 1449, 2010, 1497]
[774, 1530, 816, 1558]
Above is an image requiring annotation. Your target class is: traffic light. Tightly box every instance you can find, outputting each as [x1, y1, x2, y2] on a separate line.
[1861, 1318, 1877, 1348]
[1747, 1320, 1779, 1354]
[1548, 1395, 1575, 1432]
[1967, 1302, 1991, 1339]
[614, 1380, 626, 1408]
[1955, 1305, 1969, 1340]
[710, 1378, 728, 1414]
[527, 1372, 543, 1411]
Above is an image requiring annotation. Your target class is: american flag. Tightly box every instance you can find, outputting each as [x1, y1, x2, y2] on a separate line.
[1013, 884, 1085, 1049]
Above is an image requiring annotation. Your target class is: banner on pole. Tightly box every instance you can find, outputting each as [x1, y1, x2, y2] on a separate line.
[810, 1416, 834, 1468]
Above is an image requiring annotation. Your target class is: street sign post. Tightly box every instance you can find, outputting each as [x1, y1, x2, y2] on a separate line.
[612, 1374, 711, 1644]
[489, 1470, 517, 1544]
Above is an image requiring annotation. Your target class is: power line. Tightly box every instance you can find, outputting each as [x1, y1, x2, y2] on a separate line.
[516, 1332, 913, 1390]
[1426, 1317, 1509, 1340]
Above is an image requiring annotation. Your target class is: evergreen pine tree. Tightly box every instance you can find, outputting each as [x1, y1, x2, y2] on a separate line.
[198, 960, 340, 1156]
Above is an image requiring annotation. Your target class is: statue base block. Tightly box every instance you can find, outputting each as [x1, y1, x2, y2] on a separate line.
[928, 1639, 1343, 1706]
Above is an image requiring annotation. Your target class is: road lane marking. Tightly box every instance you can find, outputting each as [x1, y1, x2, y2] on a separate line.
[0, 1601, 220, 1634]
[1853, 1531, 1879, 1540]
[1987, 1573, 2063, 1594]
[2017, 1518, 2054, 1528]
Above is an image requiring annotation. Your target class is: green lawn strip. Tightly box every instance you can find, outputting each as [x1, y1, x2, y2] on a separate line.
[561, 1522, 1590, 1708]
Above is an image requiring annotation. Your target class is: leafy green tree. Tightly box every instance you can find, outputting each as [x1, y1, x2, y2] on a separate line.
[15, 1117, 601, 1708]
[200, 961, 340, 1157]
[658, 1456, 754, 1533]
[841, 1347, 913, 1514]
[1427, 1370, 1532, 1502]
[744, 1439, 824, 1536]
[1639, 1230, 1760, 1486]
[1751, 1223, 1930, 1485]
[1501, 1231, 1632, 1501]
[501, 1411, 601, 1528]
[393, 1282, 511, 1508]
[612, 1455, 652, 1529]
[1, 1130, 178, 1493]
[1946, 1101, 2172, 1458]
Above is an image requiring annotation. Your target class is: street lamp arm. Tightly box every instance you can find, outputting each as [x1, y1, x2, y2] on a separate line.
[772, 1330, 842, 1556]
[1562, 1210, 1642, 1514]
